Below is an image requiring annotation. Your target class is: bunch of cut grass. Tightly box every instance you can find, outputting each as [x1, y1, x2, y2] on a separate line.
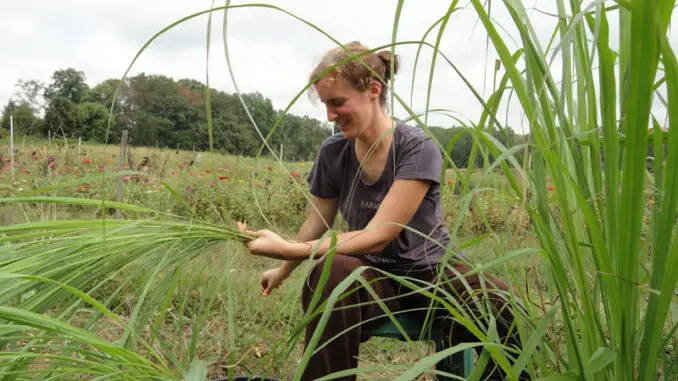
[0, 193, 256, 380]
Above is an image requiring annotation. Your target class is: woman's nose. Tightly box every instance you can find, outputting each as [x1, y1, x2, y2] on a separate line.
[326, 109, 338, 122]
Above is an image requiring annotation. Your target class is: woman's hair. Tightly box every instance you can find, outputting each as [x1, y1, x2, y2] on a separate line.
[309, 41, 400, 107]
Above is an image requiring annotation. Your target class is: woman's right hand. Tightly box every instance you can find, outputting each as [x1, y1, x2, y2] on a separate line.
[260, 267, 290, 296]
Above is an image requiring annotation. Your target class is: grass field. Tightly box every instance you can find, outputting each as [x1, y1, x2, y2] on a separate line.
[1, 129, 674, 381]
[0, 139, 547, 379]
[4, 1, 678, 379]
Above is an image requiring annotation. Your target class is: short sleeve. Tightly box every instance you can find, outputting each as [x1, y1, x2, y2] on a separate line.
[306, 139, 341, 199]
[394, 132, 443, 184]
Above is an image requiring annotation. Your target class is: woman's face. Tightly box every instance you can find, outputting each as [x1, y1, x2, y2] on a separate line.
[315, 74, 381, 140]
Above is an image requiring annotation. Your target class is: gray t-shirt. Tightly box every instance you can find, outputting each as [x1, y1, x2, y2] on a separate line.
[306, 123, 450, 271]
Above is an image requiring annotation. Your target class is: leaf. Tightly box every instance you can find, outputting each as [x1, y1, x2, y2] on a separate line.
[184, 360, 207, 381]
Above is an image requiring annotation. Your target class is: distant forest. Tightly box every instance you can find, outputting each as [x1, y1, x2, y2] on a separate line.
[1, 67, 525, 164]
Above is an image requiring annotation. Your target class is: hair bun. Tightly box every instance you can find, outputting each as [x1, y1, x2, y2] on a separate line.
[377, 50, 399, 81]
[309, 42, 402, 108]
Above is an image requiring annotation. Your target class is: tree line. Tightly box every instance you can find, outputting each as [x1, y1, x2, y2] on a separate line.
[1, 67, 526, 165]
[0, 68, 333, 161]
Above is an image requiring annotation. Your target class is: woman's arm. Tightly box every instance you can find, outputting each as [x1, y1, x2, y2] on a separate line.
[278, 195, 338, 272]
[246, 179, 430, 260]
[294, 179, 430, 257]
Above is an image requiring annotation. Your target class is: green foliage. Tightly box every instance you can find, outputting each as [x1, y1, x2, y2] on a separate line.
[76, 102, 109, 143]
[426, 125, 523, 168]
[4, 69, 336, 160]
[0, 101, 42, 137]
[5, 1, 678, 380]
[43, 68, 89, 104]
[43, 96, 80, 137]
[2, 68, 524, 165]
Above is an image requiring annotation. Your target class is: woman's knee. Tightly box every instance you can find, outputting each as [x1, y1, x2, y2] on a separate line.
[301, 255, 365, 309]
[307, 255, 365, 287]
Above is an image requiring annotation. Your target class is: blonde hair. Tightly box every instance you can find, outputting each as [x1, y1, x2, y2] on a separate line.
[309, 41, 400, 107]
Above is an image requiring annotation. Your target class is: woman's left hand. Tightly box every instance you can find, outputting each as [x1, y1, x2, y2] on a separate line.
[237, 222, 291, 260]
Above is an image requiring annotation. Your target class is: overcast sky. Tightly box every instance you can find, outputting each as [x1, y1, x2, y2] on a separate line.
[2, 1, 677, 135]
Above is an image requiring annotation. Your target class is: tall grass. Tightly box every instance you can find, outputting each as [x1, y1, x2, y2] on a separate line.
[1, 0, 678, 380]
[459, 0, 678, 380]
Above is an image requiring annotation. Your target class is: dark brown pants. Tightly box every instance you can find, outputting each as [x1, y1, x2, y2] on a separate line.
[299, 255, 528, 381]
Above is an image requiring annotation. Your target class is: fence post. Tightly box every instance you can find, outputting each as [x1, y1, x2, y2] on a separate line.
[115, 130, 129, 220]
[9, 115, 14, 181]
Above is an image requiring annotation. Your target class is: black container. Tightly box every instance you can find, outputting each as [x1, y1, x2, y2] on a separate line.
[211, 377, 279, 381]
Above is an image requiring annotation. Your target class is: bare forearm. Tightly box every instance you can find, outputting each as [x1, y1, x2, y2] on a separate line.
[279, 216, 330, 274]
[284, 228, 388, 260]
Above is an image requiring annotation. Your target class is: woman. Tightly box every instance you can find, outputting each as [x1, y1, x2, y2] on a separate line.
[239, 41, 527, 380]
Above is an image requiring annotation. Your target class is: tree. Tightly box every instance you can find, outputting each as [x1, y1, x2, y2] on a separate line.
[78, 102, 110, 143]
[13, 79, 45, 117]
[43, 68, 89, 104]
[25, 67, 333, 157]
[43, 68, 90, 138]
[1, 100, 43, 137]
[43, 97, 80, 137]
[84, 79, 131, 142]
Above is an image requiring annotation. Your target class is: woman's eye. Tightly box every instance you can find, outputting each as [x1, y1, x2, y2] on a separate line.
[332, 100, 345, 107]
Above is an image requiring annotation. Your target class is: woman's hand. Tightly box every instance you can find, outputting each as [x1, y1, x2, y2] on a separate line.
[260, 267, 290, 296]
[237, 222, 293, 260]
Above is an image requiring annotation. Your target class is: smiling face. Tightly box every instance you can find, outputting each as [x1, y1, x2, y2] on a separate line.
[314, 74, 382, 140]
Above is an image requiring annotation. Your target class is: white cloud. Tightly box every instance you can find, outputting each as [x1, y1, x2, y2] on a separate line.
[1, 0, 677, 136]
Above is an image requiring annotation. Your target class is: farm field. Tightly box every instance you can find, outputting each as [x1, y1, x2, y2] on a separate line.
[3, 137, 674, 380]
[3, 1, 678, 380]
[1, 139, 544, 379]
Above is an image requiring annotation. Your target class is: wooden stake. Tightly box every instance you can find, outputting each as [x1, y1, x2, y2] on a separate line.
[9, 115, 14, 181]
[115, 130, 129, 220]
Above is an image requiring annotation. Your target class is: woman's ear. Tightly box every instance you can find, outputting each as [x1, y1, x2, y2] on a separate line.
[368, 79, 382, 101]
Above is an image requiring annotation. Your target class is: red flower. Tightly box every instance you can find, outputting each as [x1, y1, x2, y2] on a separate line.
[33, 156, 38, 161]
[447, 180, 453, 185]
[547, 186, 555, 191]
[205, 169, 210, 174]
[171, 171, 177, 175]
[123, 176, 130, 183]
[218, 176, 229, 180]
[84, 159, 91, 164]
[291, 172, 300, 178]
